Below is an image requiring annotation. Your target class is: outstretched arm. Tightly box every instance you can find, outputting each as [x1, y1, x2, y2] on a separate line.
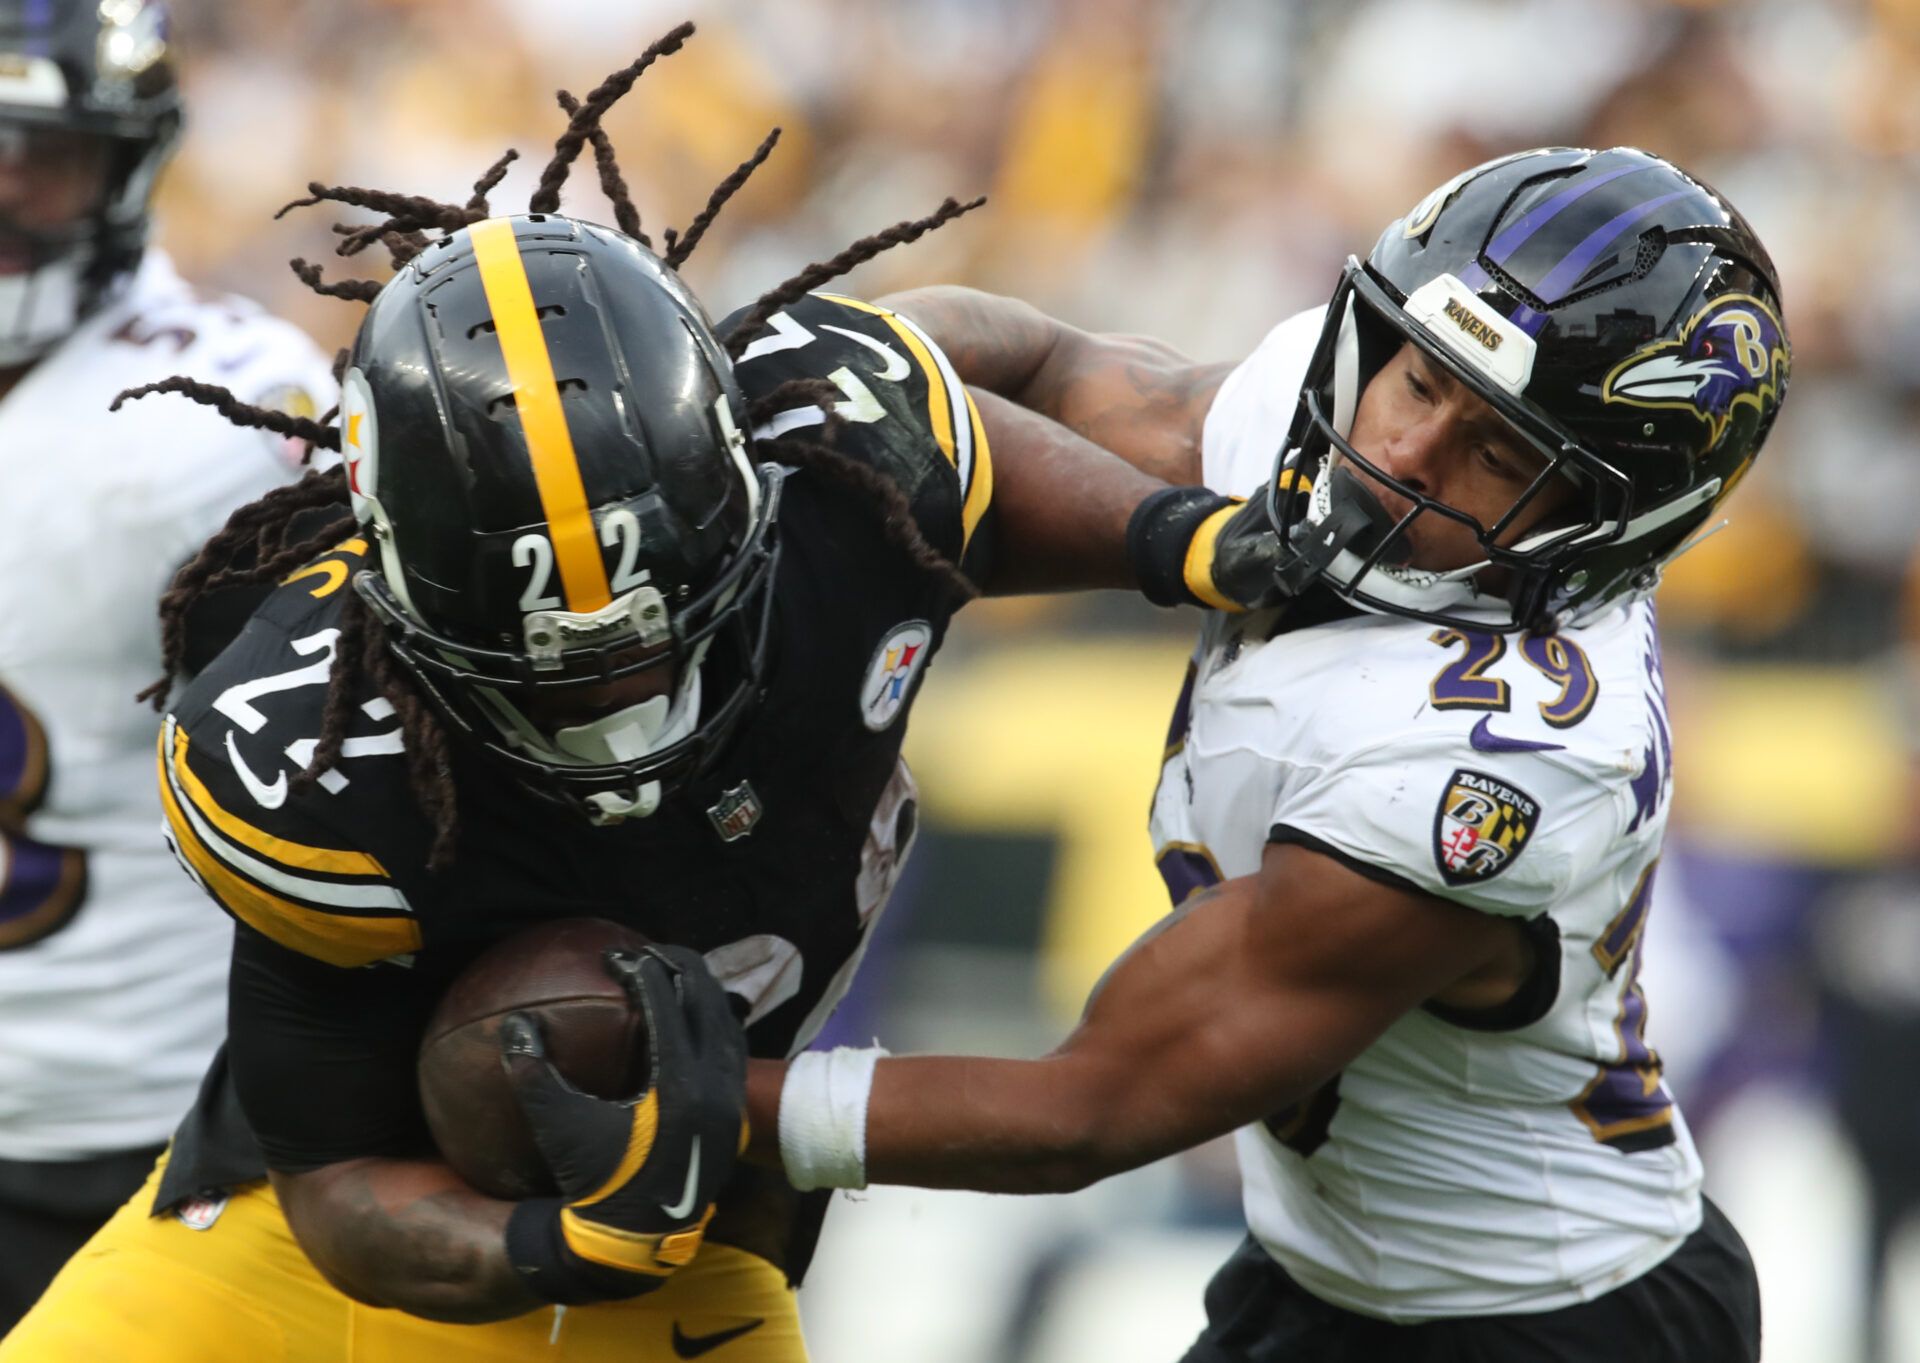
[879, 285, 1233, 487]
[746, 841, 1528, 1194]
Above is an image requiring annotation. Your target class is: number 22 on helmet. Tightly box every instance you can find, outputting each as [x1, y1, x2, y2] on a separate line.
[344, 215, 779, 824]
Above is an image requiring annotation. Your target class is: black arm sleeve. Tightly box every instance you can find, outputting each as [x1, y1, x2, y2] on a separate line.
[226, 921, 448, 1172]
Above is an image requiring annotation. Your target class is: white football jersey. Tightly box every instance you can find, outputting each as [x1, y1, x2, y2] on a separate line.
[0, 250, 335, 1159]
[1151, 310, 1703, 1321]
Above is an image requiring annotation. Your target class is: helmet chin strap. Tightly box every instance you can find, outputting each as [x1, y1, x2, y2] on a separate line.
[552, 667, 705, 824]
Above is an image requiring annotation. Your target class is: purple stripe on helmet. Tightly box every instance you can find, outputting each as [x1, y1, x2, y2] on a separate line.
[22, 0, 52, 52]
[1530, 191, 1692, 304]
[1507, 303, 1549, 338]
[1483, 163, 1651, 266]
[1457, 261, 1491, 292]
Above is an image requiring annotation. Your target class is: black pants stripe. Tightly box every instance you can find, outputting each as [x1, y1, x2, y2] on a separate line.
[1180, 1197, 1761, 1363]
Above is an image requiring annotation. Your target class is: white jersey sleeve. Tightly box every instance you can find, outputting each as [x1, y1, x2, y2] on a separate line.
[1267, 722, 1626, 920]
[1200, 305, 1326, 497]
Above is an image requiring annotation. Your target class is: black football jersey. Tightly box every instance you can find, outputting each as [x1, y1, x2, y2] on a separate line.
[153, 294, 994, 1236]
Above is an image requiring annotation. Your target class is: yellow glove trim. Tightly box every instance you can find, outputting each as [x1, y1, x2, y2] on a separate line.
[577, 1089, 661, 1206]
[1182, 500, 1246, 613]
[559, 1204, 715, 1276]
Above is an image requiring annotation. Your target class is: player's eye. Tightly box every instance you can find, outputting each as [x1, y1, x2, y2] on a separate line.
[1404, 370, 1434, 402]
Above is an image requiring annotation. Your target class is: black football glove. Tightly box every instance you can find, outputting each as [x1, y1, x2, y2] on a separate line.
[1127, 482, 1294, 612]
[500, 945, 747, 1303]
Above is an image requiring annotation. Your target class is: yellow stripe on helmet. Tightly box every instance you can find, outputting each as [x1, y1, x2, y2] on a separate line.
[468, 218, 612, 612]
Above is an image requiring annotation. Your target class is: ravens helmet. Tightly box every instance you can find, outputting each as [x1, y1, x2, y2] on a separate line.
[0, 0, 180, 364]
[1272, 146, 1790, 632]
[344, 214, 779, 823]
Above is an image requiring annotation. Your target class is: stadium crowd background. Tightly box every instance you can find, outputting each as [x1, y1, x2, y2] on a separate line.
[145, 0, 1920, 1358]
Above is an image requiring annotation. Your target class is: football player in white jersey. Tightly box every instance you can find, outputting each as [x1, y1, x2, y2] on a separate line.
[0, 0, 333, 1327]
[745, 148, 1788, 1362]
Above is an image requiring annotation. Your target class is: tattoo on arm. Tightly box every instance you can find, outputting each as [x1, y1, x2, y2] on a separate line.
[275, 1159, 539, 1324]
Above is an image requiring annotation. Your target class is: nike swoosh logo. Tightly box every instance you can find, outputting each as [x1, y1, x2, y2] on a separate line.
[661, 1135, 701, 1219]
[671, 1318, 765, 1359]
[224, 730, 289, 808]
[822, 323, 911, 381]
[1469, 715, 1565, 754]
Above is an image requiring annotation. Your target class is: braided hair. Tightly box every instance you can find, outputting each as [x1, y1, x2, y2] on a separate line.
[124, 22, 984, 869]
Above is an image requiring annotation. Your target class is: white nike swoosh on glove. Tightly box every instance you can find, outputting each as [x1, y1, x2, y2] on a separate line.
[662, 1136, 702, 1219]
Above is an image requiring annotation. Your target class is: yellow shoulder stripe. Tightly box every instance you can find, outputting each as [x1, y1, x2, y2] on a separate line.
[815, 292, 995, 551]
[157, 737, 419, 968]
[959, 389, 993, 552]
[168, 728, 389, 880]
[814, 293, 958, 470]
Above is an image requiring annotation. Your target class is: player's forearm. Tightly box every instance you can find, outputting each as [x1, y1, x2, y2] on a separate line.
[747, 1050, 1228, 1197]
[270, 1158, 543, 1324]
[971, 387, 1163, 594]
[875, 285, 1065, 406]
[879, 285, 1228, 486]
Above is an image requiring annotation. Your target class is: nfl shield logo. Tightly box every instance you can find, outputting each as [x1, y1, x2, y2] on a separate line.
[175, 1193, 228, 1232]
[708, 781, 763, 842]
[1433, 769, 1540, 886]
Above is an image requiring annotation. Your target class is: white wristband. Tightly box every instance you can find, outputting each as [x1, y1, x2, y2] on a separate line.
[778, 1045, 888, 1191]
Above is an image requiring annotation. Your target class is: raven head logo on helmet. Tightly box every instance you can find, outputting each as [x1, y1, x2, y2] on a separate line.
[345, 215, 779, 825]
[1268, 146, 1791, 633]
[0, 0, 180, 364]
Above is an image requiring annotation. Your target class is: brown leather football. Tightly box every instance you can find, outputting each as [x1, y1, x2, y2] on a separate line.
[418, 917, 653, 1200]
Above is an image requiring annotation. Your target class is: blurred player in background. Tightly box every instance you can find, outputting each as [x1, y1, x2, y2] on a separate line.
[753, 147, 1789, 1363]
[0, 0, 334, 1331]
[0, 29, 1281, 1360]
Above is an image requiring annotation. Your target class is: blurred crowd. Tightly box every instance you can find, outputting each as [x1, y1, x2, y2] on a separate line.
[153, 0, 1920, 662]
[147, 2, 1920, 1358]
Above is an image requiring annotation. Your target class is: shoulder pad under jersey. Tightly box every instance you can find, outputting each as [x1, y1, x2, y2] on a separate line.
[725, 292, 992, 564]
[159, 539, 426, 968]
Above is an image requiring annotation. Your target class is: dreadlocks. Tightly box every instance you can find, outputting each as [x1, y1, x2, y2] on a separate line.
[121, 20, 986, 868]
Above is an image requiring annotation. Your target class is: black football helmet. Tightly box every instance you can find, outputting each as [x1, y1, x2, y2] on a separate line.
[344, 214, 779, 823]
[0, 0, 180, 364]
[1270, 146, 1790, 632]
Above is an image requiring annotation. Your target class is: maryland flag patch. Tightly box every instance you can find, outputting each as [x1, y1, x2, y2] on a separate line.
[1433, 769, 1539, 886]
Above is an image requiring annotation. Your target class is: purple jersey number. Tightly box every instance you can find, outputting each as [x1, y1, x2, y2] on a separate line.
[1430, 629, 1600, 728]
[1428, 629, 1510, 712]
[0, 687, 89, 949]
[1570, 862, 1676, 1151]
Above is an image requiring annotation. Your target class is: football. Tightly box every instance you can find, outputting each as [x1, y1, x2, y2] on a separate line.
[418, 917, 654, 1200]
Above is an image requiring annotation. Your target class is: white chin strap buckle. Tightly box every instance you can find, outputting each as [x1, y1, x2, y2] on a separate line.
[584, 782, 664, 824]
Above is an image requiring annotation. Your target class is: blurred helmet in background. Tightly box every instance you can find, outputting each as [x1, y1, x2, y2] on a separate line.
[1275, 145, 1791, 632]
[0, 0, 180, 365]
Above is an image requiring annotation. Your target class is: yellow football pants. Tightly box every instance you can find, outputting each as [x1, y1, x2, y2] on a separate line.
[0, 1155, 807, 1362]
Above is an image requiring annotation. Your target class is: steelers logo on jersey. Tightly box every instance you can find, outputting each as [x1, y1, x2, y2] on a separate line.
[1433, 768, 1539, 886]
[861, 620, 932, 731]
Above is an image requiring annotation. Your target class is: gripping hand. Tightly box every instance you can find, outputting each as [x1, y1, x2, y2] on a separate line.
[1127, 483, 1294, 612]
[500, 945, 746, 1303]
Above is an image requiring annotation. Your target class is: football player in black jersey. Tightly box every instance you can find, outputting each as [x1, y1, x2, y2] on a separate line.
[0, 31, 1284, 1363]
